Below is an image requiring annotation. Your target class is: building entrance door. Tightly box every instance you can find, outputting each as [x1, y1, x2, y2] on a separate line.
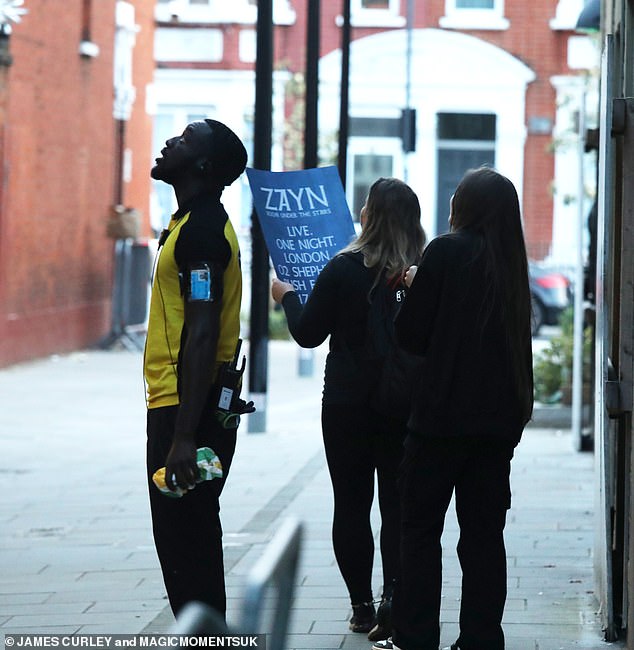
[435, 112, 496, 235]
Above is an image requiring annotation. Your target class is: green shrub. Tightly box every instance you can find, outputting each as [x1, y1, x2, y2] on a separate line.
[269, 307, 291, 340]
[533, 348, 565, 403]
[532, 306, 593, 404]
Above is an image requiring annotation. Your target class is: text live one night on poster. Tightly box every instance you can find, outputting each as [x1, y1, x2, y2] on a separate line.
[246, 166, 356, 304]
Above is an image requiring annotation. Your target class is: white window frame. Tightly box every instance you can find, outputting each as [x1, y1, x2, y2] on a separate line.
[439, 0, 509, 31]
[154, 28, 223, 63]
[346, 136, 405, 218]
[239, 28, 256, 63]
[337, 0, 405, 28]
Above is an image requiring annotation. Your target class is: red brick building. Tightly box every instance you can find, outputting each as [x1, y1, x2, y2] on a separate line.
[153, 0, 594, 266]
[0, 0, 155, 367]
[0, 0, 593, 366]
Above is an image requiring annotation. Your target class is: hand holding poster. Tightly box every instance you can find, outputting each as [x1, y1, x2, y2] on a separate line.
[246, 166, 357, 303]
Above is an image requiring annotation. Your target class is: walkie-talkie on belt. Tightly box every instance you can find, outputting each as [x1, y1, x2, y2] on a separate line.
[215, 338, 246, 413]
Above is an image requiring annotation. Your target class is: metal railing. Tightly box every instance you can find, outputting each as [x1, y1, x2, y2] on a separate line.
[170, 517, 303, 650]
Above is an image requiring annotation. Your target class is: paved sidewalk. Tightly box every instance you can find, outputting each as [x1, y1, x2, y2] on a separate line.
[0, 341, 619, 649]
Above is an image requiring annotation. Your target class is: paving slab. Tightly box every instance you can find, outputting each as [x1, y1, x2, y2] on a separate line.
[0, 341, 623, 649]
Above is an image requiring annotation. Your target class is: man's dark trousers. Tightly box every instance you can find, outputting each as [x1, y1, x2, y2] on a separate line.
[146, 404, 237, 618]
[392, 434, 514, 650]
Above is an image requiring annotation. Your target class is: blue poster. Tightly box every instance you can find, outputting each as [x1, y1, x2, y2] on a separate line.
[246, 166, 357, 303]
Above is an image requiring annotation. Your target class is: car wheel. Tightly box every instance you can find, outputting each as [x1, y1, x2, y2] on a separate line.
[531, 295, 545, 336]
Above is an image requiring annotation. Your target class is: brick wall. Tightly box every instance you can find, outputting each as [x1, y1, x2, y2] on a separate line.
[0, 0, 154, 367]
[426, 0, 575, 259]
[124, 1, 155, 235]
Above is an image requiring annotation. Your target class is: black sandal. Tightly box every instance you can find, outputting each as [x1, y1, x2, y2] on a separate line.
[349, 600, 376, 632]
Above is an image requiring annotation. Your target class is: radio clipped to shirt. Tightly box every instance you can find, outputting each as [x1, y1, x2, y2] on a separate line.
[214, 339, 255, 428]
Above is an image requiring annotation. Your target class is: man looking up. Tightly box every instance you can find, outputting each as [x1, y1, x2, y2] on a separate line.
[145, 119, 250, 618]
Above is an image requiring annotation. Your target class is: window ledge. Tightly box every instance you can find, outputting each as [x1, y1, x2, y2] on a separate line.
[154, 3, 295, 26]
[439, 14, 510, 30]
[274, 5, 296, 26]
[549, 17, 577, 30]
[550, 0, 587, 31]
[335, 13, 406, 28]
[155, 5, 254, 24]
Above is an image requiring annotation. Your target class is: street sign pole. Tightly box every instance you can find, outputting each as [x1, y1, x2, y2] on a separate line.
[248, 0, 273, 432]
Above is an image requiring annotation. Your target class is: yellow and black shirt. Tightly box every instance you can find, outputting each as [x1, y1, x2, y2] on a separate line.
[144, 190, 242, 409]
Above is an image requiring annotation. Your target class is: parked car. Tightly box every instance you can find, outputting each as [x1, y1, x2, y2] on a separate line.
[529, 263, 572, 335]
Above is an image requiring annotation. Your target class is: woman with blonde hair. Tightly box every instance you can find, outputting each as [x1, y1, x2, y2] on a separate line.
[272, 177, 426, 639]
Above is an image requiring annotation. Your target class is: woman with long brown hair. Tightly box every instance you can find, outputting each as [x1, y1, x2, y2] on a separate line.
[271, 177, 426, 639]
[375, 167, 533, 650]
